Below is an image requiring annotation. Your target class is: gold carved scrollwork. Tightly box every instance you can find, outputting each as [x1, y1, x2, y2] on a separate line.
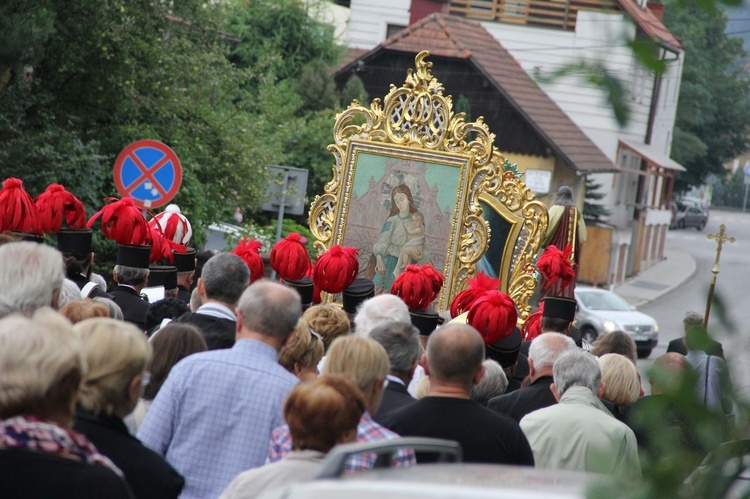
[309, 51, 547, 315]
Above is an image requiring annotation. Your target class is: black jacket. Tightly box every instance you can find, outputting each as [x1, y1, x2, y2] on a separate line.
[176, 286, 192, 306]
[0, 448, 134, 499]
[667, 337, 724, 359]
[73, 409, 184, 499]
[175, 311, 236, 350]
[110, 286, 150, 331]
[487, 375, 557, 422]
[70, 273, 113, 299]
[373, 380, 416, 425]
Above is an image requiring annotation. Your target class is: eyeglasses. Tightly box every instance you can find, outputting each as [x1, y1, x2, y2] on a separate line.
[300, 329, 322, 360]
[140, 372, 152, 387]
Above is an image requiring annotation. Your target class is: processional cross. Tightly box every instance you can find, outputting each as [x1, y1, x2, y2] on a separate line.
[704, 224, 735, 327]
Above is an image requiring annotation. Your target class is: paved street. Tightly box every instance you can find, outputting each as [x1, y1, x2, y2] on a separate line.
[631, 209, 750, 395]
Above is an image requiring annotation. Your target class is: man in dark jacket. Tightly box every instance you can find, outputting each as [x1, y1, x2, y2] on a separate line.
[488, 332, 575, 422]
[110, 245, 151, 331]
[666, 311, 724, 358]
[174, 253, 250, 350]
[369, 321, 420, 424]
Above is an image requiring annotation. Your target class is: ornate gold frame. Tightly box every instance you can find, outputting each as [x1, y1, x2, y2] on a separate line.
[308, 51, 548, 318]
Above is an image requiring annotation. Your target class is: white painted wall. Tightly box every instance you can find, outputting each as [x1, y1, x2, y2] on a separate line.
[347, 0, 411, 48]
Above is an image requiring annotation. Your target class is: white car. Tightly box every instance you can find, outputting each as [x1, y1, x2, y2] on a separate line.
[574, 287, 659, 358]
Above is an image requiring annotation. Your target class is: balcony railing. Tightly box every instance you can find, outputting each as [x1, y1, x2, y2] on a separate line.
[449, 0, 620, 30]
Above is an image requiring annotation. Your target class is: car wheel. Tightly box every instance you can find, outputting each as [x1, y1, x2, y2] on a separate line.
[581, 327, 598, 344]
[637, 348, 652, 359]
[697, 221, 706, 231]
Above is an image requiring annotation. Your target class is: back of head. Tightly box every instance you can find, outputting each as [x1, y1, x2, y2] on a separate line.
[368, 321, 420, 375]
[58, 279, 83, 310]
[278, 317, 324, 374]
[303, 304, 351, 352]
[541, 317, 571, 334]
[144, 323, 207, 400]
[74, 318, 152, 416]
[353, 294, 410, 336]
[114, 265, 149, 287]
[470, 359, 508, 405]
[61, 299, 110, 324]
[591, 330, 637, 364]
[201, 253, 250, 306]
[238, 279, 301, 341]
[556, 186, 574, 205]
[0, 312, 83, 422]
[93, 297, 124, 321]
[553, 349, 601, 397]
[650, 352, 691, 395]
[685, 324, 711, 352]
[323, 335, 390, 399]
[683, 311, 704, 332]
[0, 242, 65, 318]
[145, 298, 189, 331]
[598, 353, 640, 406]
[426, 324, 485, 386]
[284, 375, 366, 453]
[529, 332, 575, 371]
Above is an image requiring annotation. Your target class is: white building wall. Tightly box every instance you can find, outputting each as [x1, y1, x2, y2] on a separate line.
[347, 0, 411, 49]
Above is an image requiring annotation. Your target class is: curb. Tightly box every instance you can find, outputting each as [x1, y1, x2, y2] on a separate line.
[614, 247, 698, 307]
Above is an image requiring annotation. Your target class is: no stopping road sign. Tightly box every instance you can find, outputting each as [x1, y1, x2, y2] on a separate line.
[113, 140, 182, 209]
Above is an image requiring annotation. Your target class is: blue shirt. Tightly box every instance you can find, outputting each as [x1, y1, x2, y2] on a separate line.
[137, 339, 298, 499]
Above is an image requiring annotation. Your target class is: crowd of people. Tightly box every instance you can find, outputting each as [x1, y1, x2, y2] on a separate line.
[0, 182, 738, 498]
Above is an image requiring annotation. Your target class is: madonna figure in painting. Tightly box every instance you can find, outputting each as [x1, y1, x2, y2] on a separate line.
[369, 185, 427, 293]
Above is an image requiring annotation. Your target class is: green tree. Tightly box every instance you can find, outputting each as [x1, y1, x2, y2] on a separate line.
[664, 0, 750, 190]
[583, 176, 611, 223]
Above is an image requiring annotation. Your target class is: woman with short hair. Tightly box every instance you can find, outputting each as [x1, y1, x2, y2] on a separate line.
[73, 318, 184, 499]
[278, 318, 324, 377]
[0, 312, 132, 498]
[598, 353, 641, 422]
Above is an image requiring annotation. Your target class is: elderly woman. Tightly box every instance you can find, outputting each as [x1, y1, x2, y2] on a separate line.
[220, 375, 365, 499]
[0, 311, 132, 497]
[73, 318, 184, 498]
[598, 353, 641, 422]
[470, 359, 509, 406]
[302, 304, 350, 353]
[61, 299, 110, 324]
[278, 318, 324, 378]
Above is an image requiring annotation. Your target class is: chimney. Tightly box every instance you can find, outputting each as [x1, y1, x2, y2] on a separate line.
[647, 2, 664, 21]
[410, 0, 451, 25]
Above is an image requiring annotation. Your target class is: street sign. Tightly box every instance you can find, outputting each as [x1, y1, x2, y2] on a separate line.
[744, 164, 750, 177]
[262, 165, 308, 216]
[113, 140, 182, 209]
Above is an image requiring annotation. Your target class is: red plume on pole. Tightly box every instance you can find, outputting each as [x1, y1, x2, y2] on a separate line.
[466, 290, 518, 344]
[313, 245, 359, 294]
[231, 237, 265, 283]
[87, 197, 149, 246]
[537, 244, 576, 290]
[269, 233, 311, 281]
[449, 271, 500, 319]
[0, 178, 41, 235]
[35, 183, 87, 234]
[421, 264, 444, 303]
[390, 265, 433, 311]
[521, 302, 544, 342]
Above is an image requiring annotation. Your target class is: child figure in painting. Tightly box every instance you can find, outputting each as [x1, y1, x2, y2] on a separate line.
[395, 212, 425, 277]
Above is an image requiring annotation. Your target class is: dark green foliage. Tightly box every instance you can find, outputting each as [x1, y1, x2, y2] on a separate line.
[340, 74, 368, 107]
[711, 168, 746, 208]
[583, 176, 611, 223]
[664, 0, 750, 190]
[455, 94, 472, 122]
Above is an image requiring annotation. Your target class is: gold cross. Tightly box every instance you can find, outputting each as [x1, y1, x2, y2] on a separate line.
[707, 224, 735, 273]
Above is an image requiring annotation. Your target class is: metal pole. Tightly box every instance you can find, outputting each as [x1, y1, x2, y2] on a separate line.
[743, 181, 749, 213]
[270, 170, 289, 281]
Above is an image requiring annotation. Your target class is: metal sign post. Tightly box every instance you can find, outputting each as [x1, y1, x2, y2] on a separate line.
[263, 165, 309, 280]
[743, 164, 750, 212]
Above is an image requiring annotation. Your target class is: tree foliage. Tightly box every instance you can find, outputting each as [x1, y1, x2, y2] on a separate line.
[583, 176, 612, 223]
[664, 0, 750, 190]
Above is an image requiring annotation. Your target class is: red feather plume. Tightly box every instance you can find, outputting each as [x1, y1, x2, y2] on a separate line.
[87, 197, 149, 246]
[449, 271, 500, 319]
[313, 245, 359, 294]
[537, 244, 576, 290]
[390, 264, 433, 311]
[466, 290, 518, 344]
[421, 264, 445, 303]
[231, 237, 265, 283]
[521, 302, 544, 341]
[0, 178, 41, 235]
[148, 225, 186, 264]
[269, 233, 311, 281]
[35, 183, 87, 233]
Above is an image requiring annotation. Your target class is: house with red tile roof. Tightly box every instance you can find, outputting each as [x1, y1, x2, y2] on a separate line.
[340, 0, 685, 284]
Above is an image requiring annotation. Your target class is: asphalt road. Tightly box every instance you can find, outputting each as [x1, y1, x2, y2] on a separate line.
[636, 209, 750, 395]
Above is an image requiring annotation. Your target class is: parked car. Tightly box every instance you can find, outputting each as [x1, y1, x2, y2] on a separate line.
[260, 439, 607, 499]
[574, 287, 659, 358]
[670, 200, 709, 231]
